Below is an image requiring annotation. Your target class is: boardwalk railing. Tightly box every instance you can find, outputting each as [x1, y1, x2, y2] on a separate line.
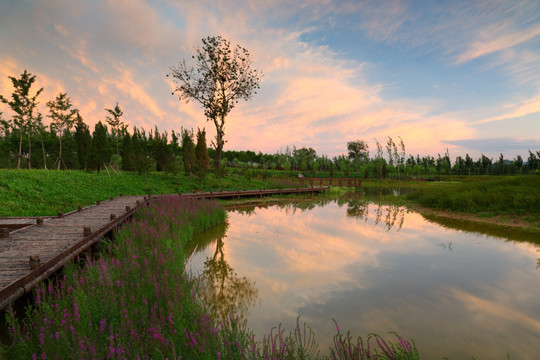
[294, 177, 361, 187]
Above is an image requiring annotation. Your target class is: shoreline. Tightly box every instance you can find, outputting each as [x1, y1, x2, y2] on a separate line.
[408, 204, 540, 232]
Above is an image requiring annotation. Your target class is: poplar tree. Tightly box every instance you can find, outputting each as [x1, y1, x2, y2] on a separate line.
[195, 128, 210, 172]
[74, 114, 92, 170]
[0, 70, 43, 169]
[181, 128, 195, 175]
[89, 121, 109, 173]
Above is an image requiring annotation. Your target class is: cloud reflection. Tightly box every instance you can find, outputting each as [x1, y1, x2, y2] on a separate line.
[190, 199, 540, 359]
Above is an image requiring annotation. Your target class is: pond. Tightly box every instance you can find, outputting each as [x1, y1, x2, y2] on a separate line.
[187, 196, 540, 360]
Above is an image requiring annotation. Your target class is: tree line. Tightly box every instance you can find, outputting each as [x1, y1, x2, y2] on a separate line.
[223, 139, 540, 178]
[1, 70, 538, 177]
[0, 70, 211, 175]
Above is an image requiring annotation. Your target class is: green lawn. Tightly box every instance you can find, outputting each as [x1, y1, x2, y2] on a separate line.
[0, 169, 270, 216]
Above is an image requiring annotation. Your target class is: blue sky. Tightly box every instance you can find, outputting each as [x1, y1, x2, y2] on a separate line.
[0, 0, 539, 159]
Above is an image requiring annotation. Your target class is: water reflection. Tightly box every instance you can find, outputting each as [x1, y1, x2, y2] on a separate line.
[193, 223, 259, 326]
[189, 199, 540, 359]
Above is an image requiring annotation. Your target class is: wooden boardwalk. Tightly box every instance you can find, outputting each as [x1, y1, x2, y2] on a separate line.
[0, 195, 148, 310]
[0, 187, 328, 310]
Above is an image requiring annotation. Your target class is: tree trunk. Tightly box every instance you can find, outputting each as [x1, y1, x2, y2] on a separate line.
[213, 116, 225, 170]
[27, 132, 31, 169]
[40, 133, 47, 169]
[57, 136, 63, 170]
[17, 130, 22, 169]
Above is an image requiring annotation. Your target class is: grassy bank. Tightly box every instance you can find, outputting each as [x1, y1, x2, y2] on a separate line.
[2, 197, 419, 359]
[404, 176, 540, 224]
[0, 169, 271, 217]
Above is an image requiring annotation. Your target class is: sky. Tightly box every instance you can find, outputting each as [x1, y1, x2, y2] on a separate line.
[0, 0, 539, 160]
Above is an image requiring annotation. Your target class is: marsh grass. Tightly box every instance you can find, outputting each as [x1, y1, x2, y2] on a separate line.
[405, 176, 540, 216]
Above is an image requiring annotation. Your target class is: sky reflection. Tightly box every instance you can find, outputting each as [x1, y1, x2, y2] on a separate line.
[189, 200, 540, 359]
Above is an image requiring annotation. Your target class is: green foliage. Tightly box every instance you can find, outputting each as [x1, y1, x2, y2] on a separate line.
[181, 128, 196, 175]
[0, 70, 44, 169]
[88, 121, 109, 172]
[406, 176, 540, 215]
[195, 128, 210, 173]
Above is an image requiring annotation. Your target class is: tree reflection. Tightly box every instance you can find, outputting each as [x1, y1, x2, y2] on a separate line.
[196, 224, 259, 326]
[345, 199, 405, 231]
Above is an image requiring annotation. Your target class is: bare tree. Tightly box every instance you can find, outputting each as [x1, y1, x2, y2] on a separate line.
[168, 36, 262, 169]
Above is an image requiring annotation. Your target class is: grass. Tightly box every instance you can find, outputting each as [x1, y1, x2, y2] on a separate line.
[405, 175, 540, 215]
[0, 169, 273, 217]
[2, 197, 419, 359]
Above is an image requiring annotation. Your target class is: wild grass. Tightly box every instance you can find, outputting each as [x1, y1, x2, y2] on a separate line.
[2, 197, 419, 359]
[405, 175, 540, 216]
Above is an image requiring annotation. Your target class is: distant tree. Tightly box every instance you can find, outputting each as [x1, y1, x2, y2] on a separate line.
[89, 121, 109, 173]
[497, 153, 504, 175]
[347, 140, 369, 162]
[465, 154, 473, 176]
[74, 115, 92, 170]
[169, 35, 262, 169]
[181, 128, 195, 175]
[453, 156, 465, 175]
[47, 92, 78, 170]
[105, 102, 125, 169]
[293, 147, 317, 172]
[514, 155, 523, 175]
[386, 137, 395, 167]
[397, 137, 406, 179]
[375, 138, 384, 180]
[527, 151, 539, 172]
[480, 154, 492, 175]
[0, 70, 43, 169]
[195, 128, 210, 172]
[120, 130, 135, 171]
[170, 130, 180, 157]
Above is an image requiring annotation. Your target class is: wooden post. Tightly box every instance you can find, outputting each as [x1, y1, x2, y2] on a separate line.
[57, 211, 63, 219]
[96, 200, 101, 205]
[83, 226, 91, 237]
[0, 228, 9, 238]
[110, 214, 116, 220]
[110, 196, 114, 201]
[126, 206, 131, 212]
[120, 193, 123, 197]
[36, 218, 43, 226]
[29, 255, 40, 270]
[136, 200, 140, 206]
[77, 205, 82, 212]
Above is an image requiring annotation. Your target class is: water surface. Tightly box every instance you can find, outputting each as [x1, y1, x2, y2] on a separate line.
[189, 198, 540, 359]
